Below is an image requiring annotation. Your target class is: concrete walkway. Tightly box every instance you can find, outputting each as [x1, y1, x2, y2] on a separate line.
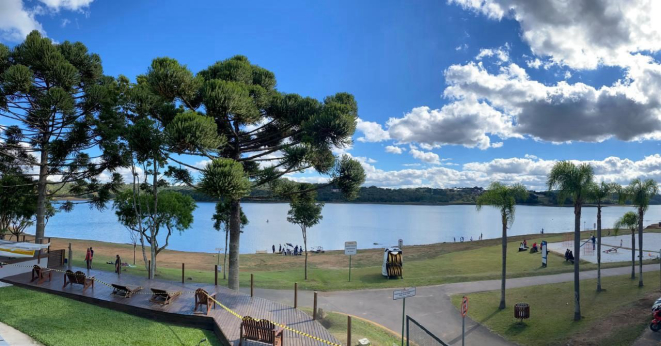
[0, 322, 43, 346]
[241, 264, 661, 346]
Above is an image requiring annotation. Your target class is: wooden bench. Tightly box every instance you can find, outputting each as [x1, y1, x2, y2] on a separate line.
[239, 316, 284, 346]
[31, 265, 52, 285]
[63, 270, 94, 292]
[111, 284, 142, 298]
[194, 288, 216, 315]
[149, 288, 181, 305]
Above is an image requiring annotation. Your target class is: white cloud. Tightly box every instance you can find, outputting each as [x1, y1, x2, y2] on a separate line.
[526, 58, 542, 69]
[563, 71, 572, 79]
[455, 43, 468, 51]
[491, 142, 503, 148]
[61, 18, 70, 27]
[356, 119, 390, 142]
[475, 44, 509, 63]
[385, 145, 404, 154]
[0, 0, 93, 43]
[409, 146, 441, 165]
[450, 0, 661, 70]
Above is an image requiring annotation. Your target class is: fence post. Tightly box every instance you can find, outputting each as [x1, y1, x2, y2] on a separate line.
[294, 282, 298, 308]
[347, 316, 352, 346]
[22, 235, 26, 242]
[148, 260, 151, 279]
[406, 316, 409, 346]
[251, 274, 254, 298]
[68, 243, 72, 270]
[215, 265, 218, 286]
[48, 237, 51, 252]
[182, 263, 185, 284]
[313, 292, 318, 320]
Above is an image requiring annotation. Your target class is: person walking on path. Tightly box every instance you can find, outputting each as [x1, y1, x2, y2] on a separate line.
[85, 248, 92, 270]
[114, 254, 121, 274]
[272, 244, 275, 254]
[89, 247, 94, 268]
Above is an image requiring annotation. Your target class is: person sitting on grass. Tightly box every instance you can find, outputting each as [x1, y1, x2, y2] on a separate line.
[523, 239, 527, 248]
[567, 250, 575, 263]
[518, 242, 528, 252]
[530, 242, 538, 253]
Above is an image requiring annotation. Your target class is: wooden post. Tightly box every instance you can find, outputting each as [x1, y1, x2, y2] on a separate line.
[251, 274, 254, 298]
[214, 265, 218, 286]
[182, 263, 185, 284]
[313, 292, 318, 320]
[22, 235, 26, 242]
[48, 237, 51, 252]
[148, 260, 151, 279]
[67, 243, 72, 270]
[347, 316, 352, 346]
[294, 282, 298, 308]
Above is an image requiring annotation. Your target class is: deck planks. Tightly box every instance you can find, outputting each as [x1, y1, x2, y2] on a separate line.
[0, 266, 340, 346]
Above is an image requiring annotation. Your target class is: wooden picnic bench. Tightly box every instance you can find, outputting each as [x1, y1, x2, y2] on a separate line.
[239, 316, 284, 346]
[62, 270, 94, 292]
[149, 288, 181, 305]
[111, 283, 143, 298]
[31, 265, 52, 285]
[194, 288, 216, 315]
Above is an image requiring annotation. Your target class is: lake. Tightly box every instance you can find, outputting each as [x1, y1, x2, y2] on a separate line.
[26, 203, 661, 254]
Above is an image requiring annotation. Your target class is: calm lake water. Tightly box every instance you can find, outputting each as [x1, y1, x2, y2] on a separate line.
[26, 203, 661, 254]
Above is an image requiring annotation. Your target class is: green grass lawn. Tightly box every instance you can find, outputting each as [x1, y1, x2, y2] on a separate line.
[300, 308, 400, 346]
[451, 271, 661, 345]
[0, 286, 221, 346]
[73, 230, 660, 291]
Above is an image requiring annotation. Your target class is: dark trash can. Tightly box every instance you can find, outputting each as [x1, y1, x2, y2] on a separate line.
[514, 303, 530, 322]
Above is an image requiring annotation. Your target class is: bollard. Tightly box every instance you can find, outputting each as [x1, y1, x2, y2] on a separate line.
[347, 316, 352, 346]
[148, 260, 151, 279]
[182, 263, 185, 284]
[294, 282, 298, 308]
[215, 265, 218, 286]
[251, 274, 254, 298]
[313, 292, 318, 320]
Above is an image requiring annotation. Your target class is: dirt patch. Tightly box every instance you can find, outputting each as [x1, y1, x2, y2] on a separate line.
[566, 293, 657, 345]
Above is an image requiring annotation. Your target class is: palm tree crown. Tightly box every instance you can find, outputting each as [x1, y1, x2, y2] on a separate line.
[547, 161, 594, 205]
[476, 182, 527, 225]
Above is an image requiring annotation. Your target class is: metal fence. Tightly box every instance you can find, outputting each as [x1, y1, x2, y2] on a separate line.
[406, 315, 449, 346]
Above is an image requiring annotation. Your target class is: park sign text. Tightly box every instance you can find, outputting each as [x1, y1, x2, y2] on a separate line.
[345, 241, 357, 255]
[393, 287, 416, 300]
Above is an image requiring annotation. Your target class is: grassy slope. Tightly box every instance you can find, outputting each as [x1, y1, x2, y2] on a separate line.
[451, 271, 661, 345]
[0, 286, 221, 346]
[56, 230, 660, 291]
[300, 308, 400, 346]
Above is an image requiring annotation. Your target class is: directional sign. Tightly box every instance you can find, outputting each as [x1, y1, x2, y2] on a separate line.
[461, 296, 469, 317]
[345, 241, 357, 255]
[393, 287, 416, 300]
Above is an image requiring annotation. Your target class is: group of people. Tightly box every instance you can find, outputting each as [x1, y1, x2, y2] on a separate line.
[453, 233, 483, 242]
[564, 249, 575, 262]
[273, 244, 303, 256]
[84, 247, 94, 269]
[518, 239, 529, 251]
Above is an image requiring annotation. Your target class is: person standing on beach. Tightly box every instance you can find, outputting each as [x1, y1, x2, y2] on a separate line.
[85, 248, 92, 270]
[272, 244, 275, 253]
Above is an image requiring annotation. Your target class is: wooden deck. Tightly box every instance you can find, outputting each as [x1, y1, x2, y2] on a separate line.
[0, 266, 340, 346]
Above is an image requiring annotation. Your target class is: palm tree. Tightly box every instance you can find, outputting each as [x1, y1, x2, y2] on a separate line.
[614, 211, 639, 280]
[620, 179, 659, 287]
[476, 182, 527, 310]
[588, 181, 618, 292]
[547, 161, 594, 321]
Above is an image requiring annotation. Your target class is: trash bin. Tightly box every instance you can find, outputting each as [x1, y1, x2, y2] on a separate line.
[514, 303, 530, 322]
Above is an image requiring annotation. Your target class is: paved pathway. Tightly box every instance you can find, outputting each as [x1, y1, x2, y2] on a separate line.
[0, 320, 43, 346]
[242, 264, 661, 346]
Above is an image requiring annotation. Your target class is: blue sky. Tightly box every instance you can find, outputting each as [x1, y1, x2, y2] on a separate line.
[3, 0, 661, 189]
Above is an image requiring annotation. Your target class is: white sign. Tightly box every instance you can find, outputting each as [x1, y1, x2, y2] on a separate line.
[345, 241, 357, 255]
[393, 287, 416, 300]
[398, 239, 403, 248]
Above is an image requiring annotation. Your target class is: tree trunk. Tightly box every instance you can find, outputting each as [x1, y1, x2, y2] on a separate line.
[228, 199, 241, 290]
[573, 203, 581, 321]
[35, 148, 48, 244]
[596, 205, 603, 291]
[638, 208, 644, 287]
[150, 229, 156, 278]
[223, 226, 228, 280]
[631, 230, 636, 280]
[150, 160, 158, 279]
[499, 212, 507, 310]
[303, 226, 308, 281]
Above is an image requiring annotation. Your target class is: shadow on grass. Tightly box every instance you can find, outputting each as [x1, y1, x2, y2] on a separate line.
[447, 308, 502, 345]
[505, 322, 528, 336]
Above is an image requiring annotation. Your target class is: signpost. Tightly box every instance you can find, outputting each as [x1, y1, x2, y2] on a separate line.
[394, 287, 416, 346]
[541, 241, 548, 267]
[345, 241, 357, 282]
[461, 296, 469, 346]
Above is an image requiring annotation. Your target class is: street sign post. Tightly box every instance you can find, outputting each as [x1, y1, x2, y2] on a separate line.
[345, 241, 357, 282]
[461, 296, 469, 346]
[394, 287, 416, 346]
[215, 248, 223, 266]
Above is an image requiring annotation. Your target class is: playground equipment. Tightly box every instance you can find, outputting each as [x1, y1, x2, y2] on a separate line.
[382, 247, 403, 279]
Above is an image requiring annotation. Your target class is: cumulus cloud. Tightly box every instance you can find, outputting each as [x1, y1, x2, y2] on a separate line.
[409, 146, 441, 165]
[449, 0, 661, 70]
[475, 44, 510, 63]
[356, 119, 390, 142]
[385, 145, 404, 154]
[0, 0, 93, 42]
